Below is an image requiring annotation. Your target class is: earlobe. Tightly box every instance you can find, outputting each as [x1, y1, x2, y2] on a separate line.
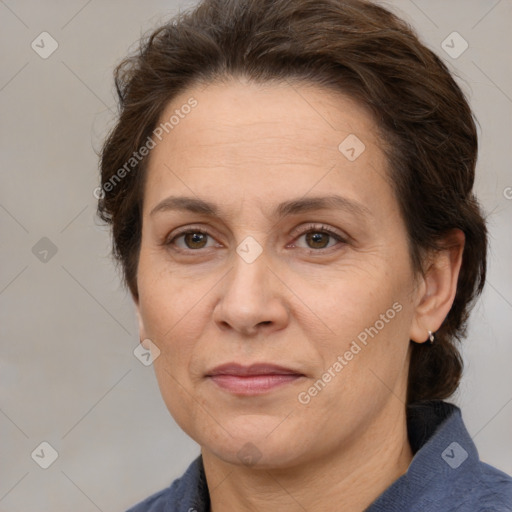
[410, 229, 465, 344]
[131, 285, 147, 343]
[134, 304, 148, 343]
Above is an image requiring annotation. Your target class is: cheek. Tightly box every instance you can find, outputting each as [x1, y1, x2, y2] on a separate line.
[137, 245, 210, 338]
[151, 355, 203, 439]
[138, 287, 205, 376]
[136, 249, 214, 378]
[298, 267, 413, 391]
[295, 264, 400, 338]
[299, 304, 411, 432]
[141, 293, 207, 435]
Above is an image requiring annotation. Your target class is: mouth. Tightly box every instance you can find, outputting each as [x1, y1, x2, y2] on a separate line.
[206, 363, 305, 396]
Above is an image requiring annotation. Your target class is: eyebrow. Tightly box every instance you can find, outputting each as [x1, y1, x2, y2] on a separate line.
[149, 194, 372, 219]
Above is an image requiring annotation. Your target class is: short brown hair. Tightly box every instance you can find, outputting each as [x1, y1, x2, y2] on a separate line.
[98, 0, 487, 404]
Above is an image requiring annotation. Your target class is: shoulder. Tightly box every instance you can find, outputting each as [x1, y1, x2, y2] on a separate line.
[125, 455, 209, 512]
[368, 401, 512, 511]
[412, 402, 512, 511]
[386, 456, 512, 512]
[126, 486, 172, 512]
[425, 460, 512, 511]
[465, 461, 512, 511]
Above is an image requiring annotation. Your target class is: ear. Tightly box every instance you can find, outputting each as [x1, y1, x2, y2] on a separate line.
[132, 295, 148, 344]
[410, 229, 465, 344]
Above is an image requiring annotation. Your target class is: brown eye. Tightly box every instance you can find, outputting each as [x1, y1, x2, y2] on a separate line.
[183, 232, 208, 249]
[293, 226, 345, 251]
[305, 232, 332, 249]
[168, 230, 216, 250]
[289, 224, 347, 253]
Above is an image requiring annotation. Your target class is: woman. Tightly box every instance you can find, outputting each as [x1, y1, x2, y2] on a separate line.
[98, 0, 512, 510]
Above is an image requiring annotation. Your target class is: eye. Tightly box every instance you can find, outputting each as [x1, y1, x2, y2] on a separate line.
[292, 224, 346, 251]
[168, 229, 218, 250]
[165, 224, 346, 253]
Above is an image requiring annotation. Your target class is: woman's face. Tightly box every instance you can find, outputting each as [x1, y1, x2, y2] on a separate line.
[136, 78, 423, 468]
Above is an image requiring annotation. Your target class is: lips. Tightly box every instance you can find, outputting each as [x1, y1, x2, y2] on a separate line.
[206, 363, 305, 395]
[206, 362, 303, 377]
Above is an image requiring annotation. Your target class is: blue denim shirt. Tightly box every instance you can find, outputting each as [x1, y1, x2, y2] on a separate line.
[127, 401, 512, 511]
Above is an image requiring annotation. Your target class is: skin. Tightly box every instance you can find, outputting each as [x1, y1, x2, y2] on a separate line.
[135, 76, 464, 511]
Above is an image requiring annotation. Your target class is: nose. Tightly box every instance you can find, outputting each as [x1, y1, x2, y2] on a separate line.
[212, 249, 289, 337]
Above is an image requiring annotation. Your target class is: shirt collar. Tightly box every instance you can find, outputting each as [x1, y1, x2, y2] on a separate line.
[366, 400, 479, 510]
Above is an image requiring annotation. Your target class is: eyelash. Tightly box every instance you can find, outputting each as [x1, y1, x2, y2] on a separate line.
[166, 223, 347, 254]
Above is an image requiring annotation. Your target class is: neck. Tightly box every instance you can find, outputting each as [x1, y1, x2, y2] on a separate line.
[202, 401, 413, 512]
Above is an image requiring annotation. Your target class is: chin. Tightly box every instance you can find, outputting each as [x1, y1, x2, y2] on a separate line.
[199, 419, 311, 470]
[208, 440, 304, 470]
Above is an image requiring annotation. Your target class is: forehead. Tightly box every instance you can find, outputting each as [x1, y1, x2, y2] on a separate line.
[156, 77, 382, 153]
[143, 78, 392, 214]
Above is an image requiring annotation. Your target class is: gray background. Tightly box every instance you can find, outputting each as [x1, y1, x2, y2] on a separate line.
[1, 0, 511, 510]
